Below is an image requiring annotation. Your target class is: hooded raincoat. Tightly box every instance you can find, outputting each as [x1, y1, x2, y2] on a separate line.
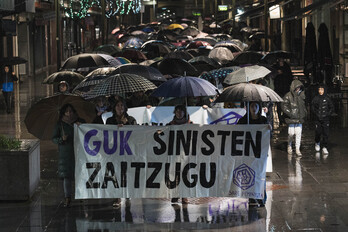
[281, 79, 307, 124]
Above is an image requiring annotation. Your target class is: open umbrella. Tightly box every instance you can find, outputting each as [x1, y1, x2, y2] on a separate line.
[113, 64, 167, 83]
[158, 58, 199, 76]
[215, 83, 283, 103]
[223, 65, 271, 85]
[24, 94, 96, 140]
[72, 67, 117, 94]
[214, 40, 243, 53]
[0, 56, 27, 66]
[164, 50, 194, 61]
[151, 76, 217, 98]
[233, 51, 263, 65]
[42, 71, 85, 85]
[186, 41, 211, 49]
[121, 49, 147, 63]
[200, 66, 240, 81]
[181, 26, 200, 37]
[123, 37, 143, 49]
[167, 24, 184, 30]
[83, 73, 157, 99]
[60, 53, 119, 71]
[141, 41, 172, 59]
[260, 51, 292, 64]
[208, 47, 235, 65]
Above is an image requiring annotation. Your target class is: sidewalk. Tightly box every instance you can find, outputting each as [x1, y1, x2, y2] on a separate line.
[1, 71, 348, 231]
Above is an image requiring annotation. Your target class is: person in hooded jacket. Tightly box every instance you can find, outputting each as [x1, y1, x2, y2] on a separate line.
[58, 81, 70, 93]
[311, 84, 334, 154]
[281, 79, 307, 156]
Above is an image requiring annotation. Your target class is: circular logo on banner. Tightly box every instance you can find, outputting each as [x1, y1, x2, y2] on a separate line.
[233, 164, 255, 190]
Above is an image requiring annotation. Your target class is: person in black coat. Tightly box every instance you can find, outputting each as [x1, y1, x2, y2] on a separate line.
[0, 66, 18, 114]
[311, 84, 334, 154]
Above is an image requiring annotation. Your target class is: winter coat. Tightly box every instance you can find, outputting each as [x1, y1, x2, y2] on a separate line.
[52, 118, 85, 178]
[0, 72, 18, 92]
[106, 113, 137, 125]
[273, 62, 293, 97]
[281, 79, 307, 124]
[311, 85, 334, 121]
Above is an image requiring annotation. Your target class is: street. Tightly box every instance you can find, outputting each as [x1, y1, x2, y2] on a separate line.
[0, 71, 348, 231]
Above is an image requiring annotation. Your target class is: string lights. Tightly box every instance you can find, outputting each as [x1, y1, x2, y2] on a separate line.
[60, 0, 142, 19]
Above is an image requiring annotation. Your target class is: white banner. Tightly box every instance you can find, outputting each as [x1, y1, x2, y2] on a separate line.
[103, 106, 246, 125]
[74, 124, 270, 199]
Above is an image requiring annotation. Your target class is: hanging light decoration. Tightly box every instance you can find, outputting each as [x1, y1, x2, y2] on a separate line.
[61, 0, 142, 19]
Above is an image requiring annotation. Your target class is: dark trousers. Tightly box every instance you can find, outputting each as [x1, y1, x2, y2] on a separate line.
[2, 91, 12, 112]
[276, 102, 285, 125]
[315, 120, 330, 148]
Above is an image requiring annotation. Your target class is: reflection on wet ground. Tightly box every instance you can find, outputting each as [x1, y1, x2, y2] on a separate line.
[1, 72, 348, 231]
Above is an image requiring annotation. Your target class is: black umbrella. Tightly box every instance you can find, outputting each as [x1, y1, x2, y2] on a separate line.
[83, 73, 157, 99]
[164, 50, 194, 61]
[215, 83, 283, 103]
[94, 44, 121, 56]
[233, 51, 263, 65]
[141, 41, 172, 59]
[42, 71, 85, 85]
[192, 37, 218, 46]
[113, 64, 167, 83]
[60, 53, 119, 71]
[158, 58, 199, 76]
[0, 56, 27, 66]
[260, 51, 292, 65]
[181, 26, 200, 37]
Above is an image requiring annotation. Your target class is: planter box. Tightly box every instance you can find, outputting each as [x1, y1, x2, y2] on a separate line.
[0, 139, 40, 200]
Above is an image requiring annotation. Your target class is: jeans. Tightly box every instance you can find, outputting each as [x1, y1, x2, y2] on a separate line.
[288, 124, 302, 150]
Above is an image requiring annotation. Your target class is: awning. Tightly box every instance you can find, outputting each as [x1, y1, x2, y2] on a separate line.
[280, 0, 344, 21]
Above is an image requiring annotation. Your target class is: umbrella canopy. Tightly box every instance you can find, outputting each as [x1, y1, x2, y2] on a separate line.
[95, 44, 121, 56]
[113, 64, 167, 83]
[200, 66, 240, 81]
[188, 56, 221, 68]
[0, 56, 27, 66]
[215, 83, 283, 103]
[42, 71, 85, 85]
[72, 67, 117, 94]
[181, 26, 200, 37]
[192, 37, 218, 46]
[141, 41, 172, 59]
[60, 53, 118, 71]
[186, 47, 212, 57]
[214, 40, 243, 53]
[83, 73, 157, 99]
[233, 51, 263, 65]
[167, 24, 184, 30]
[151, 76, 218, 98]
[114, 57, 132, 64]
[123, 37, 143, 49]
[24, 94, 96, 140]
[121, 49, 147, 63]
[164, 50, 194, 61]
[260, 51, 292, 64]
[224, 65, 271, 85]
[156, 30, 178, 41]
[186, 41, 211, 49]
[208, 47, 235, 65]
[158, 58, 199, 76]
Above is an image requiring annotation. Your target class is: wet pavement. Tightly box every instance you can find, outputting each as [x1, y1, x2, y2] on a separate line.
[1, 71, 348, 231]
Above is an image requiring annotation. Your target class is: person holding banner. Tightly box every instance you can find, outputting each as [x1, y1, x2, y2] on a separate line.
[238, 101, 271, 207]
[52, 103, 85, 208]
[0, 66, 18, 114]
[106, 99, 137, 208]
[168, 105, 192, 204]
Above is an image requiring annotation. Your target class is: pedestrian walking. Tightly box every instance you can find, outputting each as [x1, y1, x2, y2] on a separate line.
[106, 99, 137, 208]
[281, 79, 307, 156]
[237, 101, 271, 207]
[0, 66, 18, 114]
[52, 103, 85, 207]
[311, 84, 334, 154]
[168, 105, 192, 204]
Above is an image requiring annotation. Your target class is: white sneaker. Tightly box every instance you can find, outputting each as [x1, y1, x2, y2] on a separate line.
[287, 146, 292, 154]
[315, 143, 320, 152]
[296, 149, 302, 156]
[322, 147, 329, 154]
